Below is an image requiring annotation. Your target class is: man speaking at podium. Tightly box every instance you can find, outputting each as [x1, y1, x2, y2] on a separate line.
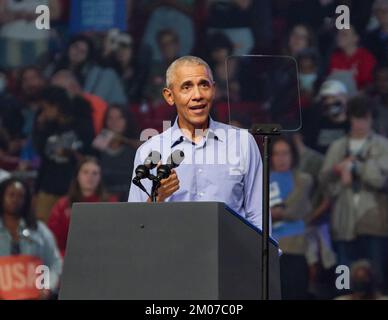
[128, 56, 264, 230]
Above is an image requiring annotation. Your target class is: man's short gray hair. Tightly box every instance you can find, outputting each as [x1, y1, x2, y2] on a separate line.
[165, 55, 214, 88]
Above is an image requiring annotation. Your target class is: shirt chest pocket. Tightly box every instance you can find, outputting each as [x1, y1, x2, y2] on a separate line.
[204, 164, 244, 186]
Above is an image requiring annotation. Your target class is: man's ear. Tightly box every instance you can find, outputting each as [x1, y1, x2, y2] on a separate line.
[162, 88, 174, 106]
[212, 81, 216, 99]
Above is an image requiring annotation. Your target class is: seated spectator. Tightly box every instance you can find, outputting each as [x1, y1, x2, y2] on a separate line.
[0, 0, 61, 68]
[145, 29, 180, 105]
[296, 48, 322, 107]
[0, 68, 24, 143]
[302, 79, 350, 154]
[0, 68, 26, 171]
[45, 35, 127, 105]
[51, 69, 105, 136]
[364, 0, 388, 64]
[270, 136, 313, 299]
[328, 25, 376, 89]
[370, 64, 388, 137]
[93, 105, 138, 200]
[335, 260, 388, 300]
[48, 157, 117, 257]
[16, 66, 47, 138]
[32, 86, 94, 222]
[14, 66, 49, 171]
[0, 178, 62, 299]
[0, 128, 20, 171]
[206, 0, 271, 55]
[101, 30, 148, 103]
[282, 24, 317, 57]
[320, 94, 388, 287]
[205, 32, 239, 102]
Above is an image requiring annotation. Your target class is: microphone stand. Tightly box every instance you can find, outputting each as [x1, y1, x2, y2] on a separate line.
[251, 123, 281, 301]
[150, 174, 160, 203]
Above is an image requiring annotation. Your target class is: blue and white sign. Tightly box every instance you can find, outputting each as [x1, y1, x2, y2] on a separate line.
[70, 0, 127, 33]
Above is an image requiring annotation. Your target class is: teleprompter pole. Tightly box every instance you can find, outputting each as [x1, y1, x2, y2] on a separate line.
[251, 123, 282, 300]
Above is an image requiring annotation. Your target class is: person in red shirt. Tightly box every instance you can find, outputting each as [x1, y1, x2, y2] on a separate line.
[329, 25, 376, 89]
[48, 156, 117, 257]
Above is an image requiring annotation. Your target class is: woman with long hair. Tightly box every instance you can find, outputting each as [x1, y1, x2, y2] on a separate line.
[94, 105, 138, 200]
[47, 157, 117, 257]
[269, 136, 313, 299]
[0, 178, 62, 299]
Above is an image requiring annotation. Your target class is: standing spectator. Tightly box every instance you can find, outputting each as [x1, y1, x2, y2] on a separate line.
[270, 136, 313, 300]
[0, 178, 62, 299]
[320, 95, 388, 287]
[32, 86, 94, 222]
[93, 105, 138, 200]
[364, 0, 388, 65]
[141, 0, 196, 61]
[102, 30, 148, 103]
[48, 157, 116, 257]
[145, 29, 180, 104]
[293, 132, 337, 299]
[46, 35, 127, 105]
[328, 25, 376, 89]
[16, 66, 47, 138]
[0, 0, 61, 68]
[303, 80, 350, 154]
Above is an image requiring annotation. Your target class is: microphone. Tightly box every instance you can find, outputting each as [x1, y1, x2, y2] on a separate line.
[156, 150, 185, 181]
[132, 151, 161, 182]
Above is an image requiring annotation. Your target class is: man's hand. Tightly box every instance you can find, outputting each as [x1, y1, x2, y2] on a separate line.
[333, 156, 354, 186]
[149, 169, 180, 202]
[340, 167, 353, 186]
[334, 156, 353, 175]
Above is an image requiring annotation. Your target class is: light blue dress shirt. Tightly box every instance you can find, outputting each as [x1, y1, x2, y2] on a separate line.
[128, 117, 264, 230]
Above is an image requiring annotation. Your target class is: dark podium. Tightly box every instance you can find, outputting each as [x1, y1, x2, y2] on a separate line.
[59, 202, 281, 300]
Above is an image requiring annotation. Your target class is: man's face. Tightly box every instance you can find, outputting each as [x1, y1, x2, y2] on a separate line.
[3, 182, 26, 216]
[22, 69, 45, 97]
[159, 34, 180, 62]
[163, 64, 215, 129]
[68, 40, 89, 65]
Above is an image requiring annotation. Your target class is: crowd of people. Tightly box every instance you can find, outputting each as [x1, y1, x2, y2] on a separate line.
[1, 0, 388, 300]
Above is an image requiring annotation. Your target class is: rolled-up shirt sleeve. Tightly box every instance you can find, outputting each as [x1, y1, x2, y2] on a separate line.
[242, 134, 267, 232]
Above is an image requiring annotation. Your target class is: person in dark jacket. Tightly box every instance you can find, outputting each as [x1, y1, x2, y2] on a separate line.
[32, 86, 94, 222]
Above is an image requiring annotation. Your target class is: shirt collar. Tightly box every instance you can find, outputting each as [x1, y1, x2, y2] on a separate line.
[170, 116, 222, 148]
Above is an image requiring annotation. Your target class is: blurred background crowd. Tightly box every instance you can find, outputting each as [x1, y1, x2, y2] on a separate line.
[1, 0, 388, 300]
